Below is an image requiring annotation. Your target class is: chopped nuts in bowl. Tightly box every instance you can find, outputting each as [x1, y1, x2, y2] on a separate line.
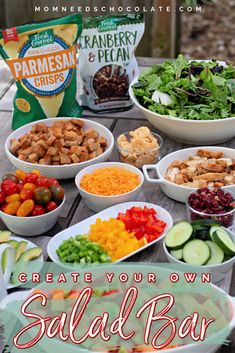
[116, 127, 163, 169]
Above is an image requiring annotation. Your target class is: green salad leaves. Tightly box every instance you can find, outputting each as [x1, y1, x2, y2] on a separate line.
[133, 55, 235, 120]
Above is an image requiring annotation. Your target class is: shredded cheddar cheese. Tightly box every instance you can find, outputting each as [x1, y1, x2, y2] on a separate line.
[80, 167, 140, 196]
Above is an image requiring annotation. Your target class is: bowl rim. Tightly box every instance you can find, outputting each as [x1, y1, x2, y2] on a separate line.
[129, 75, 235, 124]
[0, 196, 65, 220]
[163, 227, 235, 269]
[75, 162, 144, 199]
[5, 117, 114, 169]
[155, 146, 235, 191]
[115, 131, 163, 153]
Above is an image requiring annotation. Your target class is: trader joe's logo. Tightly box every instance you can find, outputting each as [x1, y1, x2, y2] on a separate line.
[98, 18, 117, 32]
[30, 29, 54, 48]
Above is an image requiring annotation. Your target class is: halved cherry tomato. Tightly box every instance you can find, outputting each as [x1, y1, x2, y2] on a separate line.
[20, 189, 33, 201]
[24, 173, 38, 184]
[17, 199, 34, 217]
[31, 205, 46, 216]
[5, 193, 20, 203]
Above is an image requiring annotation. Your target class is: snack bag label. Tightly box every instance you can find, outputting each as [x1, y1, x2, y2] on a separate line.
[0, 14, 83, 130]
[79, 14, 145, 113]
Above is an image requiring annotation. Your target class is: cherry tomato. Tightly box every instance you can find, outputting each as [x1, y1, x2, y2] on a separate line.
[46, 201, 58, 212]
[4, 200, 21, 215]
[49, 185, 64, 202]
[31, 170, 40, 176]
[0, 191, 5, 205]
[2, 173, 19, 184]
[1, 180, 20, 196]
[15, 170, 26, 182]
[34, 187, 51, 205]
[36, 176, 49, 187]
[24, 173, 38, 184]
[17, 199, 34, 217]
[1, 203, 7, 212]
[47, 178, 59, 187]
[31, 205, 46, 216]
[5, 193, 20, 203]
[20, 189, 33, 201]
[23, 183, 36, 191]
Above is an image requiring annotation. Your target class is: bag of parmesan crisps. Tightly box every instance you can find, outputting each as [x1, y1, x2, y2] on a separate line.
[0, 14, 83, 130]
[79, 14, 145, 112]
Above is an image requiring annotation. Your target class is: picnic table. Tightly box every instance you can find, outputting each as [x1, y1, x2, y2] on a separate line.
[0, 57, 234, 352]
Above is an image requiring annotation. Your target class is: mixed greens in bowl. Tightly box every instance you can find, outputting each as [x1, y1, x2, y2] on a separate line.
[133, 55, 235, 121]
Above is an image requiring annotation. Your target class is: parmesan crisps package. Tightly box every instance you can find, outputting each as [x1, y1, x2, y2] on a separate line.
[79, 14, 145, 112]
[0, 14, 83, 130]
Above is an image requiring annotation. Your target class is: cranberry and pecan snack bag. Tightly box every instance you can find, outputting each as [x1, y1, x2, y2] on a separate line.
[79, 14, 145, 112]
[0, 14, 83, 130]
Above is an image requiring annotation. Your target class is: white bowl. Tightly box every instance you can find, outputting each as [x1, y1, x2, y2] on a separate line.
[143, 146, 235, 203]
[163, 227, 235, 284]
[5, 118, 114, 179]
[129, 76, 235, 145]
[75, 162, 144, 212]
[0, 197, 65, 236]
[47, 201, 173, 266]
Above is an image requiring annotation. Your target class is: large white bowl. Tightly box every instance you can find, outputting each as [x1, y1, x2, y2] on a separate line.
[5, 118, 114, 179]
[129, 76, 235, 145]
[143, 146, 235, 203]
[75, 162, 144, 212]
[163, 227, 235, 284]
[0, 197, 65, 236]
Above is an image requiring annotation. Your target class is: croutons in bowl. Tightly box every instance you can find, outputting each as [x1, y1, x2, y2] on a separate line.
[5, 118, 114, 179]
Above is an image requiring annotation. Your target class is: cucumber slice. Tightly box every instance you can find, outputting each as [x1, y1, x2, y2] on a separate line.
[165, 222, 193, 250]
[209, 226, 222, 241]
[170, 249, 183, 260]
[205, 241, 224, 265]
[213, 229, 235, 256]
[183, 240, 211, 265]
[191, 219, 221, 227]
[196, 229, 209, 241]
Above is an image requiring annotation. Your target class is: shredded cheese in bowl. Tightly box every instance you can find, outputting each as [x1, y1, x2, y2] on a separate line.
[80, 167, 140, 196]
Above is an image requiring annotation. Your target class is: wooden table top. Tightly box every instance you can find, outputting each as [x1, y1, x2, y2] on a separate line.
[0, 57, 234, 352]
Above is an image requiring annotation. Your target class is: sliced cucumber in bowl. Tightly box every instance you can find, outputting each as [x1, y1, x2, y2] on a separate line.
[213, 228, 235, 257]
[165, 222, 193, 250]
[205, 241, 224, 265]
[182, 240, 211, 266]
[170, 248, 183, 260]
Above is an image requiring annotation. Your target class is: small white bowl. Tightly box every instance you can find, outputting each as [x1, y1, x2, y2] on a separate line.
[163, 227, 235, 284]
[5, 118, 114, 179]
[0, 197, 65, 236]
[75, 162, 144, 212]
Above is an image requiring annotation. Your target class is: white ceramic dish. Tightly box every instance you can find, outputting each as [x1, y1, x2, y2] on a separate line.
[163, 227, 235, 284]
[47, 201, 173, 265]
[129, 76, 235, 145]
[143, 146, 235, 203]
[5, 118, 114, 179]
[6, 235, 44, 289]
[75, 162, 144, 212]
[0, 269, 235, 353]
[0, 197, 65, 236]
